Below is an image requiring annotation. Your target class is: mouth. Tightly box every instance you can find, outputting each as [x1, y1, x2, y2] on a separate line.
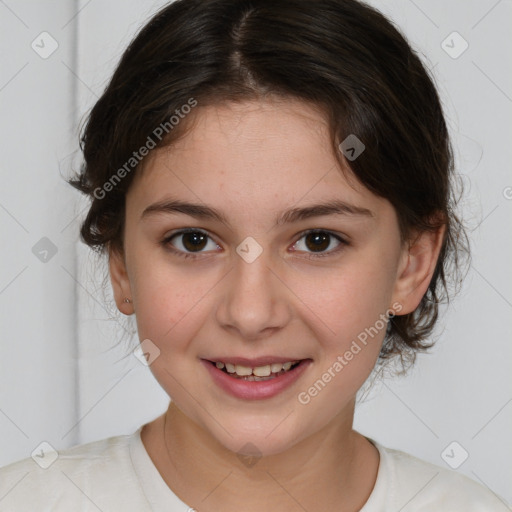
[209, 360, 302, 381]
[201, 357, 312, 400]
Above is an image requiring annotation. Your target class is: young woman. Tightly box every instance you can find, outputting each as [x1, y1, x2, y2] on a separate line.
[0, 0, 508, 510]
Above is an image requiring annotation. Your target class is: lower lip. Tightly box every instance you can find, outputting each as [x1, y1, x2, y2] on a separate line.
[202, 359, 311, 400]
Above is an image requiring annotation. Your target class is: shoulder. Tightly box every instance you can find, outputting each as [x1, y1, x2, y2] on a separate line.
[370, 441, 510, 511]
[0, 430, 150, 511]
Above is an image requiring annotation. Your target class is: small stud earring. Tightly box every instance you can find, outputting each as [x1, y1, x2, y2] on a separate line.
[123, 298, 132, 304]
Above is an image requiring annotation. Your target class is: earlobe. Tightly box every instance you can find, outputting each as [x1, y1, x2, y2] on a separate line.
[109, 247, 134, 315]
[391, 225, 446, 315]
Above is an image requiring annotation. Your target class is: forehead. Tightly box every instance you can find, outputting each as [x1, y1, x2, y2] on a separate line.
[128, 99, 391, 222]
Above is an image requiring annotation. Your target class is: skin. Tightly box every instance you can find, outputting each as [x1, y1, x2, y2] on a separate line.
[109, 98, 445, 511]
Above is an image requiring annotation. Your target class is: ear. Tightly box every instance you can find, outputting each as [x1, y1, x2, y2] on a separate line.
[391, 224, 446, 315]
[109, 246, 134, 315]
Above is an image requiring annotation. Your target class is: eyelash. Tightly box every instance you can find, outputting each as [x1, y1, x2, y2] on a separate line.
[161, 228, 349, 260]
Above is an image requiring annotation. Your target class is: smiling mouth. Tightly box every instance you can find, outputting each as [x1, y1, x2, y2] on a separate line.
[208, 360, 303, 381]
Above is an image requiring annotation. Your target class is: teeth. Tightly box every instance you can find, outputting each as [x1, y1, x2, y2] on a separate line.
[235, 364, 252, 376]
[253, 365, 271, 377]
[245, 375, 275, 381]
[214, 360, 299, 376]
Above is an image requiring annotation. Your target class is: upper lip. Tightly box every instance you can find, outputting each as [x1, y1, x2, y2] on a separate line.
[204, 356, 308, 367]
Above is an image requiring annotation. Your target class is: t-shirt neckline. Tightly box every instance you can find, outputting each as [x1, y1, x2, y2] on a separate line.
[128, 426, 392, 511]
[129, 426, 191, 510]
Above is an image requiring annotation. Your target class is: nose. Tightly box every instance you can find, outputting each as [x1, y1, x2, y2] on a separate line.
[215, 246, 292, 341]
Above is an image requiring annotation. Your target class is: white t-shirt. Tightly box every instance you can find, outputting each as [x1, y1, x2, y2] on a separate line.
[0, 427, 509, 511]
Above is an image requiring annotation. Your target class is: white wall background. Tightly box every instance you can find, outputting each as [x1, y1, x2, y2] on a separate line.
[1, 0, 511, 505]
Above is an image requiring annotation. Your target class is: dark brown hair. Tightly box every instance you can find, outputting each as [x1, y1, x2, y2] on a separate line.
[68, 0, 469, 367]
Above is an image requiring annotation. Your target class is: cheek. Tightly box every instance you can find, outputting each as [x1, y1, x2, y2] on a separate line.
[130, 268, 216, 403]
[133, 277, 213, 345]
[296, 260, 395, 342]
[291, 268, 392, 427]
[129, 246, 220, 345]
[288, 256, 396, 407]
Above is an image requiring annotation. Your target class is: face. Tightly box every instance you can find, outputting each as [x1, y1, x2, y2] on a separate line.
[111, 98, 434, 457]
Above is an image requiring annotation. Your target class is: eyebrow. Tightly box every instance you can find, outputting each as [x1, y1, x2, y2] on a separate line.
[140, 198, 374, 226]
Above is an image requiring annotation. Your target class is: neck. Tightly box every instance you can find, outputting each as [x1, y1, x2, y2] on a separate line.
[141, 402, 379, 512]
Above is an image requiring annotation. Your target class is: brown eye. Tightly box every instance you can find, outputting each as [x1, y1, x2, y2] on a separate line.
[182, 232, 208, 252]
[305, 232, 331, 252]
[292, 230, 345, 256]
[166, 230, 219, 254]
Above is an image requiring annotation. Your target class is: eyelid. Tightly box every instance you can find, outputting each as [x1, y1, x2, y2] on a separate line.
[165, 227, 212, 239]
[162, 228, 221, 259]
[291, 228, 349, 258]
[293, 227, 348, 244]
